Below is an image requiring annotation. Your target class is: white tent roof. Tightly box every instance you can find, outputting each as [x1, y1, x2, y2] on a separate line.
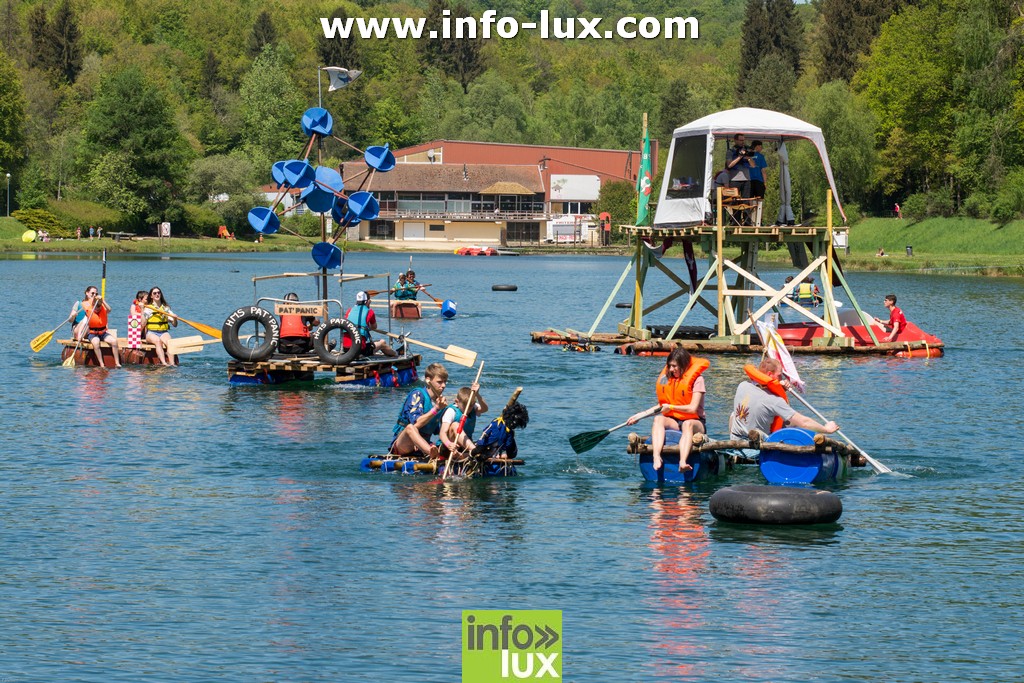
[654, 107, 846, 225]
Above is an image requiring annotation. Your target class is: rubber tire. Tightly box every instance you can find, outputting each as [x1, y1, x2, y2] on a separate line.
[311, 318, 362, 365]
[709, 485, 842, 525]
[615, 302, 632, 309]
[222, 307, 280, 362]
[492, 284, 518, 291]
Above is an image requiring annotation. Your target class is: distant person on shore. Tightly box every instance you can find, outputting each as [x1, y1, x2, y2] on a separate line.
[76, 226, 81, 240]
[68, 285, 122, 368]
[97, 227, 103, 239]
[876, 247, 886, 257]
[626, 347, 709, 473]
[729, 358, 837, 440]
[873, 294, 906, 343]
[89, 226, 95, 240]
[390, 362, 448, 457]
[144, 287, 178, 366]
[894, 202, 902, 219]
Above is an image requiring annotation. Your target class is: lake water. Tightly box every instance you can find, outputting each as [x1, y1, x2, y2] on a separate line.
[2, 251, 1023, 682]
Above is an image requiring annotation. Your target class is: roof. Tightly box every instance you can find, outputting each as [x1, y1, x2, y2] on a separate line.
[478, 181, 537, 195]
[342, 162, 544, 194]
[673, 107, 824, 141]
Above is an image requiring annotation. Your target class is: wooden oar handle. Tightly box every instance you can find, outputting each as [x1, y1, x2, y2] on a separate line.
[505, 387, 523, 408]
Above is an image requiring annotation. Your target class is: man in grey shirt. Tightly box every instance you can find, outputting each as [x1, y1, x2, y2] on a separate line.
[729, 358, 839, 439]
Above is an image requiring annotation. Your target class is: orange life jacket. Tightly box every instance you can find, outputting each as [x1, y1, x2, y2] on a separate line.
[279, 315, 309, 338]
[744, 363, 789, 432]
[656, 357, 710, 421]
[85, 301, 108, 332]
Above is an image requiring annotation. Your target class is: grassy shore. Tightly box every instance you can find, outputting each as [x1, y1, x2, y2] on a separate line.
[3, 216, 1023, 275]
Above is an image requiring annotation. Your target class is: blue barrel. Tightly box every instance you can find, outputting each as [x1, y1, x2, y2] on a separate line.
[441, 299, 457, 319]
[637, 430, 725, 484]
[759, 427, 843, 485]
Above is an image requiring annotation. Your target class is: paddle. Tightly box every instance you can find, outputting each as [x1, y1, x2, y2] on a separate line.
[146, 305, 222, 340]
[569, 405, 660, 454]
[65, 252, 107, 368]
[380, 331, 477, 367]
[418, 286, 444, 305]
[31, 319, 70, 352]
[786, 390, 893, 474]
[62, 340, 80, 367]
[443, 361, 485, 481]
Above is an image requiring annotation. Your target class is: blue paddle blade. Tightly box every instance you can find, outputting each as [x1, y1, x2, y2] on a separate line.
[271, 161, 287, 186]
[282, 160, 315, 189]
[301, 107, 334, 137]
[248, 207, 280, 234]
[365, 144, 396, 172]
[311, 241, 343, 269]
[347, 191, 380, 221]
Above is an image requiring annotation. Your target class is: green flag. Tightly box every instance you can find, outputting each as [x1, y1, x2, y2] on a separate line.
[635, 130, 653, 226]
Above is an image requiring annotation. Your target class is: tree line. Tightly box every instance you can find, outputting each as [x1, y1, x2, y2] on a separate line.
[0, 0, 1021, 237]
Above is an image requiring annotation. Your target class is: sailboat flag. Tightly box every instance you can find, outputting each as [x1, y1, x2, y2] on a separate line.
[321, 67, 363, 91]
[755, 317, 806, 393]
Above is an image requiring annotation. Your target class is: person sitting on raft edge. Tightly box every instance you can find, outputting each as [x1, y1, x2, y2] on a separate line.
[728, 357, 839, 440]
[390, 362, 449, 458]
[345, 291, 397, 357]
[278, 292, 318, 355]
[626, 346, 708, 473]
[439, 383, 488, 457]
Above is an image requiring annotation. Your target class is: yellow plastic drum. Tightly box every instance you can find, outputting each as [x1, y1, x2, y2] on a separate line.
[21, 230, 37, 243]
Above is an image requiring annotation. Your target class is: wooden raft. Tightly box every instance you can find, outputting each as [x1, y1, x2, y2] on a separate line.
[227, 353, 421, 383]
[58, 337, 204, 366]
[615, 338, 942, 356]
[627, 431, 867, 468]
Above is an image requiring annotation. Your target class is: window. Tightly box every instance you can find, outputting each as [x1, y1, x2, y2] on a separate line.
[369, 220, 395, 239]
[507, 222, 541, 242]
[429, 224, 445, 232]
[665, 136, 706, 200]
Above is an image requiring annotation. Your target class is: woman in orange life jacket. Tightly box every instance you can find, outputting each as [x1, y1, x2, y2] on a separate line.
[728, 357, 839, 440]
[68, 285, 122, 368]
[278, 292, 318, 355]
[627, 347, 709, 472]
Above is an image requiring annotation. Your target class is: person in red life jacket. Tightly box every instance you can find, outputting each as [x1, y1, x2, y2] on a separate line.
[729, 357, 838, 440]
[626, 347, 709, 473]
[872, 293, 906, 343]
[344, 291, 397, 357]
[390, 362, 449, 457]
[278, 292, 318, 355]
[68, 285, 122, 368]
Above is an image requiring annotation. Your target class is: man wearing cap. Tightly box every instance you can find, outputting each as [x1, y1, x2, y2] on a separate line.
[345, 291, 398, 357]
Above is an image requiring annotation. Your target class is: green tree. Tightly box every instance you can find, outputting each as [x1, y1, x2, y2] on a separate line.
[740, 53, 796, 112]
[239, 46, 305, 171]
[317, 7, 361, 70]
[27, 5, 49, 72]
[593, 180, 636, 241]
[369, 96, 421, 148]
[49, 0, 83, 85]
[738, 0, 770, 94]
[0, 48, 27, 183]
[185, 153, 257, 203]
[82, 65, 192, 222]
[201, 49, 221, 98]
[419, 0, 451, 72]
[448, 3, 485, 94]
[1, 0, 19, 53]
[87, 151, 148, 216]
[249, 11, 277, 58]
[738, 0, 802, 102]
[817, 0, 903, 84]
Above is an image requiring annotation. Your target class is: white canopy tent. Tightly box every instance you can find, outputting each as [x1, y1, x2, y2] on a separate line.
[653, 107, 846, 227]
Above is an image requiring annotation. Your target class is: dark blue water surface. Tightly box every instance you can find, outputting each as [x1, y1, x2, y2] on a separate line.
[2, 251, 1022, 682]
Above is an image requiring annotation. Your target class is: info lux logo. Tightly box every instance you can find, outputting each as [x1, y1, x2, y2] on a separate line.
[462, 610, 562, 681]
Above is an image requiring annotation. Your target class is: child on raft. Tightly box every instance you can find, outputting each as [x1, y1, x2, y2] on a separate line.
[472, 399, 530, 460]
[439, 383, 488, 457]
[390, 362, 448, 458]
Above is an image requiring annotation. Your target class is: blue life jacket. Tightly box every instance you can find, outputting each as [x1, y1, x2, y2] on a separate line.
[447, 405, 478, 439]
[475, 417, 517, 459]
[394, 387, 441, 437]
[346, 304, 371, 338]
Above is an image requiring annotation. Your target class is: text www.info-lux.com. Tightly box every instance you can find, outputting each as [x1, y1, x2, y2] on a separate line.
[320, 11, 699, 40]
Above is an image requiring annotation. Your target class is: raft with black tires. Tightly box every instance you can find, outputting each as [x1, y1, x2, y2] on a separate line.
[227, 353, 421, 385]
[360, 453, 523, 478]
[709, 485, 843, 525]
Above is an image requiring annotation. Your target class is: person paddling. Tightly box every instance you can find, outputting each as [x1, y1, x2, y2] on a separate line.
[68, 286, 122, 368]
[390, 362, 448, 458]
[728, 357, 838, 440]
[144, 287, 178, 366]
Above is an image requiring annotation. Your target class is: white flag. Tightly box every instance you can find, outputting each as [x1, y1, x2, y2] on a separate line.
[322, 67, 362, 91]
[755, 318, 806, 393]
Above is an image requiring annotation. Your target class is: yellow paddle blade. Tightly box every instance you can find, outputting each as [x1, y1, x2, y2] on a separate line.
[62, 348, 78, 367]
[30, 330, 54, 353]
[178, 317, 222, 339]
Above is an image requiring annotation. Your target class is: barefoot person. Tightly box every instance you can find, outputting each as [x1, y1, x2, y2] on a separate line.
[68, 286, 122, 368]
[626, 347, 708, 472]
[144, 287, 178, 366]
[439, 384, 488, 457]
[390, 363, 449, 457]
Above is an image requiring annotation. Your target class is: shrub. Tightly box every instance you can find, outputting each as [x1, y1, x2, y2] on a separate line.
[47, 199, 131, 237]
[924, 187, 954, 217]
[11, 209, 65, 236]
[962, 193, 992, 219]
[282, 211, 322, 237]
[901, 193, 927, 223]
[182, 203, 223, 237]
